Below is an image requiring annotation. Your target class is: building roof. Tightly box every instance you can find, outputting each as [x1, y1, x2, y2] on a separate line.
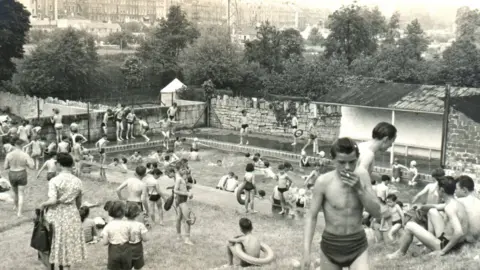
[160, 78, 186, 93]
[450, 95, 480, 123]
[316, 79, 480, 114]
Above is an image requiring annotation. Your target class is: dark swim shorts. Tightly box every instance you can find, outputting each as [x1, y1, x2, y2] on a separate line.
[320, 230, 368, 268]
[9, 170, 28, 187]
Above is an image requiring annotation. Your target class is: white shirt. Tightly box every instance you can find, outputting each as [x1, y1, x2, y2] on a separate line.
[291, 117, 298, 126]
[217, 175, 228, 188]
[224, 178, 238, 192]
[375, 182, 389, 201]
[101, 219, 130, 245]
[263, 167, 276, 179]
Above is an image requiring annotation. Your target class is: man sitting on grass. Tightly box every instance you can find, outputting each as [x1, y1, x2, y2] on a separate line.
[387, 177, 469, 259]
[221, 218, 261, 268]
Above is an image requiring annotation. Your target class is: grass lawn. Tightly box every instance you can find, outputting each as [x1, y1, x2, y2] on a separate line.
[1, 153, 479, 270]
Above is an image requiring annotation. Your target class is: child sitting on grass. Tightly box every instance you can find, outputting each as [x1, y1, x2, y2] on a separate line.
[222, 218, 261, 268]
[126, 203, 149, 270]
[80, 206, 98, 244]
[101, 201, 132, 270]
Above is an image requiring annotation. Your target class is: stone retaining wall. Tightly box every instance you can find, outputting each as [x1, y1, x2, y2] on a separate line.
[210, 95, 341, 143]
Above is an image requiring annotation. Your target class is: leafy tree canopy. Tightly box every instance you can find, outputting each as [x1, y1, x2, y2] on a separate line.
[0, 0, 31, 82]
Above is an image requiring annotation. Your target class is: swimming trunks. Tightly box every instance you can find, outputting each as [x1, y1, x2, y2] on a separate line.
[99, 148, 106, 154]
[127, 201, 144, 212]
[129, 242, 145, 270]
[392, 219, 402, 226]
[144, 126, 149, 131]
[296, 200, 305, 208]
[9, 170, 28, 187]
[149, 194, 161, 202]
[47, 172, 57, 181]
[438, 233, 465, 252]
[300, 159, 310, 167]
[241, 124, 249, 130]
[320, 230, 368, 268]
[292, 125, 298, 129]
[127, 121, 133, 125]
[175, 194, 188, 206]
[392, 166, 401, 179]
[108, 243, 132, 270]
[309, 134, 317, 140]
[277, 187, 288, 193]
[101, 122, 106, 127]
[169, 115, 174, 120]
[244, 181, 255, 191]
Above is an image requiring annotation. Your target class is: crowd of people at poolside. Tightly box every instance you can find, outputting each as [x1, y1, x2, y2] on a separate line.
[3, 104, 480, 270]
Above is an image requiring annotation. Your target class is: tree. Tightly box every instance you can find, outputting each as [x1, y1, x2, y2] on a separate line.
[244, 21, 282, 72]
[121, 56, 145, 91]
[383, 11, 401, 45]
[307, 27, 325, 46]
[138, 5, 200, 72]
[324, 4, 383, 65]
[0, 0, 31, 83]
[182, 26, 242, 90]
[455, 7, 480, 40]
[122, 21, 144, 33]
[262, 56, 348, 99]
[442, 38, 480, 87]
[399, 19, 430, 60]
[27, 29, 51, 44]
[106, 31, 135, 48]
[18, 28, 99, 99]
[279, 28, 305, 59]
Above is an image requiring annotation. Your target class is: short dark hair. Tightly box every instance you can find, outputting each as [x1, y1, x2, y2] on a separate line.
[13, 137, 24, 146]
[457, 175, 475, 192]
[103, 200, 113, 211]
[108, 200, 126, 218]
[165, 167, 176, 175]
[381, 175, 391, 182]
[431, 168, 446, 182]
[439, 176, 457, 195]
[283, 162, 292, 169]
[245, 153, 251, 158]
[252, 157, 259, 162]
[330, 137, 359, 159]
[372, 122, 397, 140]
[114, 158, 119, 162]
[254, 153, 260, 157]
[75, 136, 83, 143]
[258, 190, 266, 197]
[264, 161, 270, 168]
[278, 164, 285, 170]
[239, 217, 253, 233]
[386, 194, 397, 202]
[151, 168, 163, 176]
[135, 166, 147, 177]
[121, 157, 127, 164]
[79, 206, 90, 222]
[125, 203, 142, 220]
[396, 201, 404, 208]
[57, 153, 74, 167]
[245, 163, 255, 172]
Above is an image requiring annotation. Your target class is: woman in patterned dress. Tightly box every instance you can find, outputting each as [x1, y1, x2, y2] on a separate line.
[40, 153, 86, 270]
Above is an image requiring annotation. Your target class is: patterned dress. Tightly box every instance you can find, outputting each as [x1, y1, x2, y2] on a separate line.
[45, 172, 87, 266]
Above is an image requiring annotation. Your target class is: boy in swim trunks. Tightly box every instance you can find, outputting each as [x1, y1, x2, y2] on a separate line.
[239, 110, 249, 145]
[96, 135, 109, 181]
[243, 163, 257, 214]
[291, 113, 299, 146]
[302, 117, 319, 154]
[125, 109, 136, 140]
[36, 152, 57, 181]
[57, 136, 71, 153]
[222, 218, 261, 268]
[174, 164, 195, 245]
[277, 164, 292, 215]
[303, 138, 382, 270]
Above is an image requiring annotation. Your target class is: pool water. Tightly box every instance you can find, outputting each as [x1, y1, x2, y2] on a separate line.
[89, 145, 424, 203]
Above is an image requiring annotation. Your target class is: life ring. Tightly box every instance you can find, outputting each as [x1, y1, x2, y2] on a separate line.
[236, 182, 246, 205]
[164, 187, 175, 211]
[229, 242, 275, 266]
[294, 130, 304, 138]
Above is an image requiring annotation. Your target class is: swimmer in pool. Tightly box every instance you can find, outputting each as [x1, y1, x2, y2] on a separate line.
[239, 110, 249, 145]
[243, 163, 257, 214]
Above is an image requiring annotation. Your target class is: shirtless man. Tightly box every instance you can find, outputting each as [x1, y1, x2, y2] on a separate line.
[357, 122, 397, 175]
[157, 118, 173, 148]
[302, 117, 319, 154]
[239, 110, 249, 145]
[387, 177, 468, 258]
[116, 166, 149, 220]
[57, 136, 71, 153]
[454, 175, 480, 243]
[174, 163, 194, 245]
[167, 103, 178, 134]
[4, 137, 35, 217]
[36, 152, 57, 181]
[302, 138, 381, 270]
[114, 104, 125, 141]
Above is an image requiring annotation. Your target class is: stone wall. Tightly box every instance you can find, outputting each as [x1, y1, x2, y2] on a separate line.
[445, 107, 480, 179]
[0, 91, 110, 119]
[34, 103, 205, 142]
[210, 95, 342, 142]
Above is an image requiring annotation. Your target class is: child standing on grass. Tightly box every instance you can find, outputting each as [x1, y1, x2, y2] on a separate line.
[277, 164, 292, 215]
[36, 152, 57, 181]
[23, 136, 43, 169]
[80, 206, 98, 244]
[101, 201, 132, 270]
[96, 134, 108, 181]
[243, 163, 257, 214]
[126, 203, 149, 270]
[386, 194, 405, 242]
